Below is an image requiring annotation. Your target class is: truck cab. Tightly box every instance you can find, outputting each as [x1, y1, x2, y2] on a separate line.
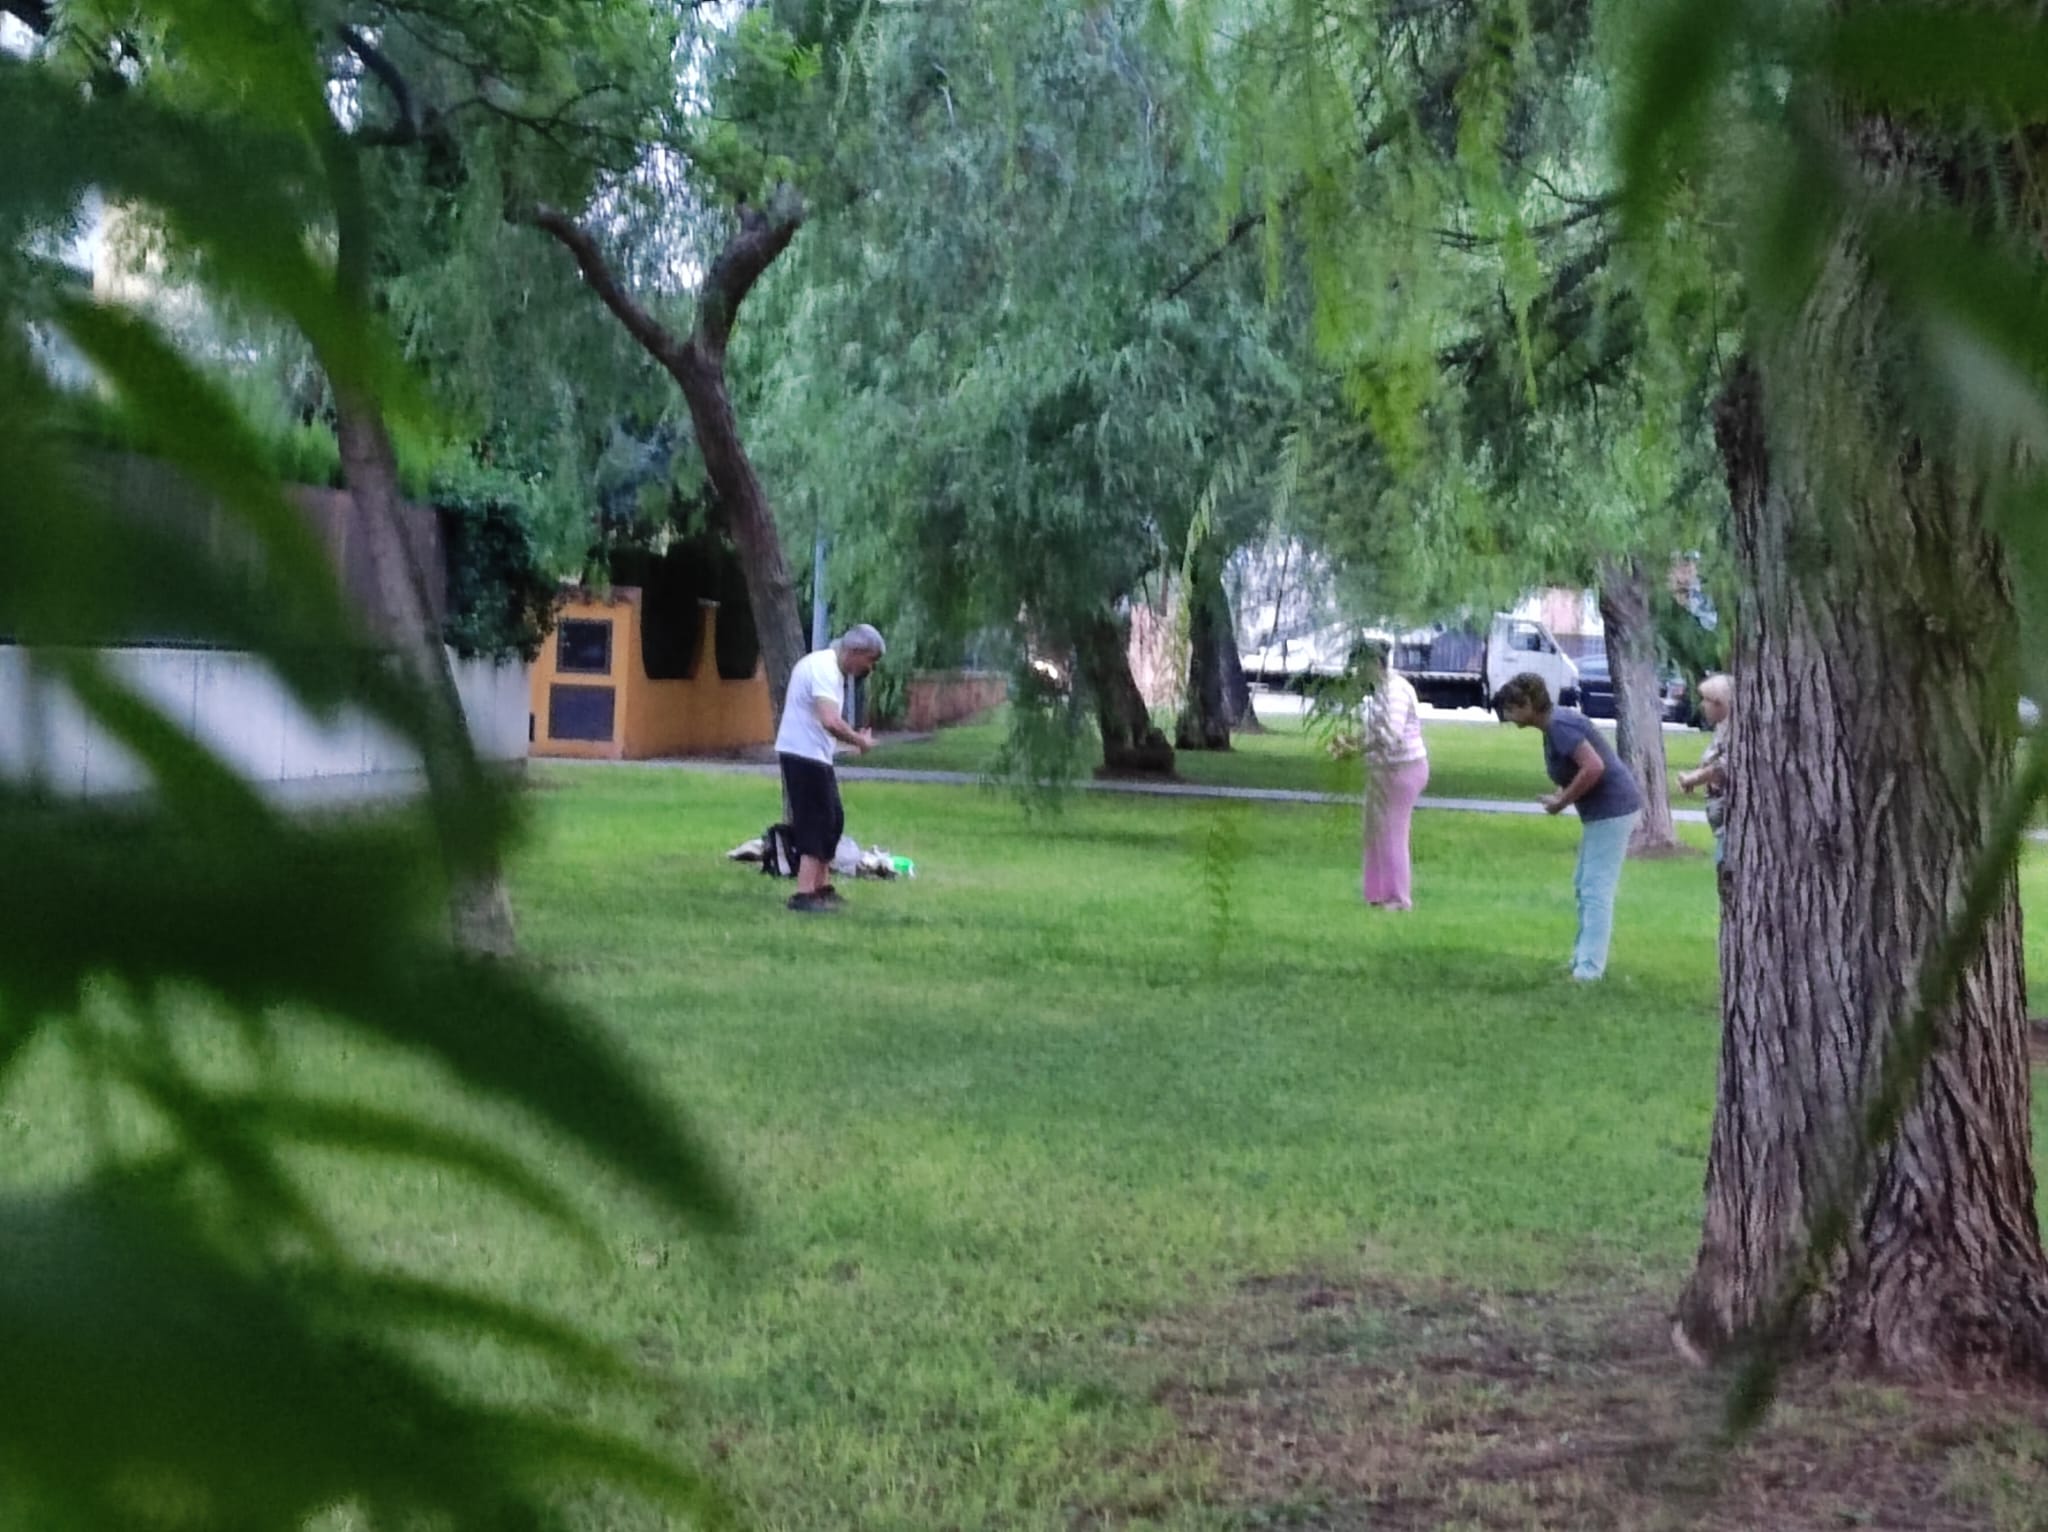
[1392, 613, 1579, 713]
[1485, 616, 1579, 712]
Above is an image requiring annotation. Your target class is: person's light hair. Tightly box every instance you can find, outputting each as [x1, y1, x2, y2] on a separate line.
[836, 623, 887, 658]
[1698, 673, 1733, 706]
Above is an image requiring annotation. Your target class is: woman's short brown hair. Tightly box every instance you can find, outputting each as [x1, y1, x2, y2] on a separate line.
[1495, 672, 1553, 715]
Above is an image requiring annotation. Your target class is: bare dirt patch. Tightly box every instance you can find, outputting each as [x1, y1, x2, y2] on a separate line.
[1123, 1269, 2048, 1530]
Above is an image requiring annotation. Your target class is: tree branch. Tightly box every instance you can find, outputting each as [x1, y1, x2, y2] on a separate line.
[1162, 205, 1280, 304]
[1155, 91, 1413, 305]
[1528, 170, 1613, 212]
[695, 187, 805, 361]
[338, 24, 426, 147]
[437, 85, 639, 168]
[381, 7, 493, 79]
[524, 204, 687, 372]
[1428, 195, 1616, 251]
[1439, 235, 1616, 374]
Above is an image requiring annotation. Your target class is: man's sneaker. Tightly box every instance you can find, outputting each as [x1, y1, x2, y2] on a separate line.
[787, 892, 834, 914]
[816, 887, 846, 909]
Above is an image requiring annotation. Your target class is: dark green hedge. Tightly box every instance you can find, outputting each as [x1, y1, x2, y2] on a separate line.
[438, 496, 557, 663]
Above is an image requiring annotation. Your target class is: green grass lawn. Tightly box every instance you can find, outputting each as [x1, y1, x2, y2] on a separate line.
[864, 704, 1712, 804]
[513, 769, 1742, 1527]
[3, 767, 2040, 1528]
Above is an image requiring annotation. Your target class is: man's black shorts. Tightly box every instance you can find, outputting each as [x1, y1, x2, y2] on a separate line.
[778, 753, 844, 862]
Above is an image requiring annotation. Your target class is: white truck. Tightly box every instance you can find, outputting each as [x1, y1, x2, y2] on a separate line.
[1393, 613, 1581, 714]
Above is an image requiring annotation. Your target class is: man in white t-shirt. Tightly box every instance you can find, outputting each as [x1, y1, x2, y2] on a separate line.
[776, 623, 886, 913]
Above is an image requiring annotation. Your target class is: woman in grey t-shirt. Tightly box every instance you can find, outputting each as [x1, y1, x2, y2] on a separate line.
[1495, 672, 1643, 980]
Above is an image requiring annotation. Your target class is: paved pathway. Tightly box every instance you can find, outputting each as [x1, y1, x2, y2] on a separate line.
[541, 756, 1716, 823]
[551, 758, 2048, 842]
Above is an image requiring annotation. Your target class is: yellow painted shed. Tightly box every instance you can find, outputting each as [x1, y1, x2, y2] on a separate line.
[528, 588, 773, 760]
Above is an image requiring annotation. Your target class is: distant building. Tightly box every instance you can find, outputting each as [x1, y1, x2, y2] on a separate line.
[1515, 589, 1602, 658]
[1519, 556, 1718, 661]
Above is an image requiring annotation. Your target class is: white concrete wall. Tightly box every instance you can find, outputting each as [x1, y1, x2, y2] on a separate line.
[0, 645, 529, 803]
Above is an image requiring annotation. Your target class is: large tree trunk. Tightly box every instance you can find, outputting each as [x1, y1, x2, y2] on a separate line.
[1079, 612, 1175, 775]
[1220, 625, 1261, 732]
[530, 197, 808, 719]
[670, 343, 807, 719]
[328, 176, 517, 958]
[334, 391, 518, 957]
[1217, 561, 1263, 733]
[1674, 355, 2048, 1379]
[1176, 552, 1233, 752]
[1597, 556, 1679, 856]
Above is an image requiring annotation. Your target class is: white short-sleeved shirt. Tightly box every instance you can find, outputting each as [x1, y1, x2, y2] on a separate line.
[775, 648, 847, 763]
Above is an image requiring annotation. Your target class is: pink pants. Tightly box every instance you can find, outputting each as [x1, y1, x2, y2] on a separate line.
[1363, 758, 1430, 909]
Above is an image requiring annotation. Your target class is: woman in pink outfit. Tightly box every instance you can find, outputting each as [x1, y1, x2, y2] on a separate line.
[1361, 650, 1430, 909]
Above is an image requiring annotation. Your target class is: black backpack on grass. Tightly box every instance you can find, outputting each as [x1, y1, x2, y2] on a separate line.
[760, 823, 801, 878]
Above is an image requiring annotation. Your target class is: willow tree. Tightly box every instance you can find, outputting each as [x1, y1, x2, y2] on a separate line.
[1624, 0, 2048, 1380]
[1183, 0, 1728, 852]
[743, 0, 1300, 773]
[1199, 0, 2048, 1383]
[185, 0, 851, 719]
[520, 0, 891, 718]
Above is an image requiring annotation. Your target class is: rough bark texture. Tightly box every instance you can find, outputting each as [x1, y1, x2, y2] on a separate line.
[1079, 612, 1175, 774]
[530, 198, 808, 720]
[1221, 631, 1261, 732]
[1675, 357, 2048, 1379]
[1176, 556, 1234, 752]
[672, 340, 806, 720]
[328, 189, 517, 958]
[1217, 567, 1263, 733]
[1597, 556, 1679, 856]
[333, 388, 517, 957]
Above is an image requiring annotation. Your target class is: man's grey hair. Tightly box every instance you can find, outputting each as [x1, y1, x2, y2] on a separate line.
[836, 623, 887, 658]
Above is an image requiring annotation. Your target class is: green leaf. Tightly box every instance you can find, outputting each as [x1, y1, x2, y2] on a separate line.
[294, 1270, 639, 1386]
[243, 1095, 609, 1252]
[0, 60, 428, 426]
[789, 41, 825, 83]
[133, 0, 334, 139]
[0, 797, 734, 1231]
[1993, 479, 2048, 708]
[1744, 135, 1842, 331]
[1616, 0, 1752, 232]
[50, 298, 354, 643]
[1864, 205, 2048, 471]
[343, 956, 740, 1233]
[1821, 6, 2048, 123]
[38, 650, 282, 830]
[5, 312, 512, 868]
[0, 1190, 724, 1528]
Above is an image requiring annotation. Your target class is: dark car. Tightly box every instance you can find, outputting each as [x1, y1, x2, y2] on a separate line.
[1574, 647, 1691, 724]
[1576, 650, 1616, 719]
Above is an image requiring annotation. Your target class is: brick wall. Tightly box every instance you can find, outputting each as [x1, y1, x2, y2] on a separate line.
[904, 671, 1008, 732]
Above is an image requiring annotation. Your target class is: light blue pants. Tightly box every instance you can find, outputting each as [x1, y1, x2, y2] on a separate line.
[1572, 812, 1638, 979]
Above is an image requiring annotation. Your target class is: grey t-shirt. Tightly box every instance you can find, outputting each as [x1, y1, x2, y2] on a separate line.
[1543, 709, 1643, 822]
